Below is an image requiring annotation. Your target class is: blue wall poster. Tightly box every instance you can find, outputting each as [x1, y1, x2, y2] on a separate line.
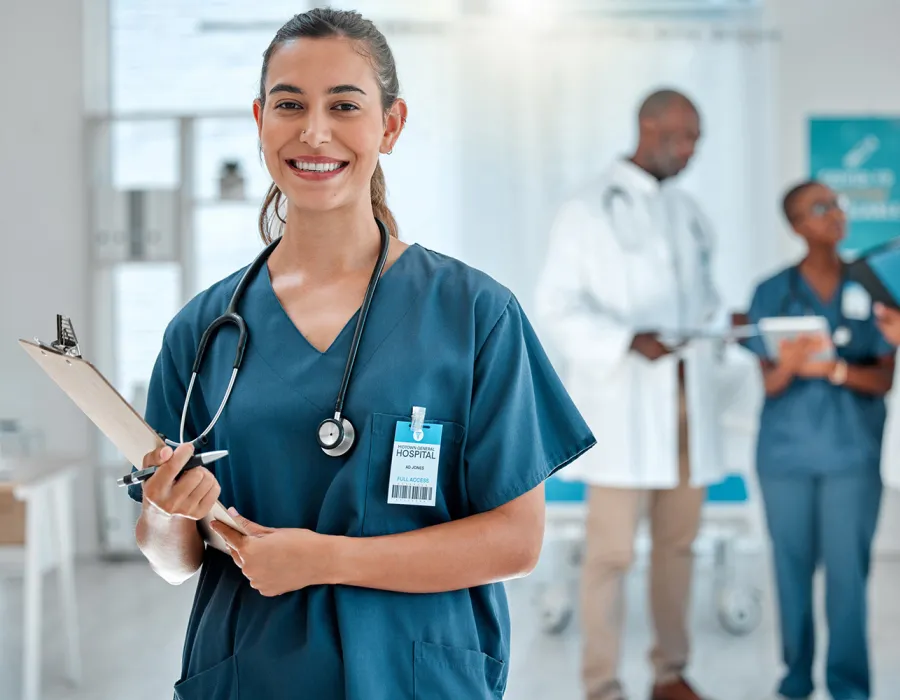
[809, 117, 900, 257]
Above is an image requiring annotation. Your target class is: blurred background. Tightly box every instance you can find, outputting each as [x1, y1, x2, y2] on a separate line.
[1, 1, 899, 699]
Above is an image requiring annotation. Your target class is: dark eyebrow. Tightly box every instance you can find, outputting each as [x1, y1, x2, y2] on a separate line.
[329, 84, 366, 96]
[267, 83, 367, 97]
[268, 83, 303, 96]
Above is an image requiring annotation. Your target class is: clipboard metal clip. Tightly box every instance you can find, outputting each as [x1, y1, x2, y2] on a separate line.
[43, 314, 82, 358]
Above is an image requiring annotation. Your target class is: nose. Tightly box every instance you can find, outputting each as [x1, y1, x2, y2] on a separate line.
[299, 108, 331, 148]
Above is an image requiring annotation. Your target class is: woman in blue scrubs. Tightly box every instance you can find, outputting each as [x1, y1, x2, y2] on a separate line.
[744, 181, 894, 700]
[127, 8, 595, 700]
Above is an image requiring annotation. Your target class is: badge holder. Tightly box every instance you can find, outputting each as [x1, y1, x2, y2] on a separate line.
[387, 406, 442, 507]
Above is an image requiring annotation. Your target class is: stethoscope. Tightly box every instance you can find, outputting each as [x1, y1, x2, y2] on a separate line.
[782, 264, 853, 347]
[602, 185, 709, 258]
[167, 217, 391, 458]
[603, 185, 713, 330]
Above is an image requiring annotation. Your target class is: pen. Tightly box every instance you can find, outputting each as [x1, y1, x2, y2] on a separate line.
[116, 450, 229, 487]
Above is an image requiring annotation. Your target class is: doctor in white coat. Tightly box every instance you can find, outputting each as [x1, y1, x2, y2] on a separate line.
[536, 90, 725, 700]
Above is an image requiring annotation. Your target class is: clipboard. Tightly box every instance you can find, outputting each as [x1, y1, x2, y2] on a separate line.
[17, 318, 246, 553]
[846, 237, 900, 310]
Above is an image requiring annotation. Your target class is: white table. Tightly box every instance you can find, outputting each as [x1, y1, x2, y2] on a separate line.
[0, 457, 82, 700]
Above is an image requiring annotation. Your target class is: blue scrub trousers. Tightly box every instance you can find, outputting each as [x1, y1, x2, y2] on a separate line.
[759, 470, 882, 700]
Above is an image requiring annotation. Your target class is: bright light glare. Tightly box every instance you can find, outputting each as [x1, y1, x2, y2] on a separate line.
[492, 0, 560, 22]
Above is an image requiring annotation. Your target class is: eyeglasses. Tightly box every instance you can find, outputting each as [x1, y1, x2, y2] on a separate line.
[807, 197, 847, 218]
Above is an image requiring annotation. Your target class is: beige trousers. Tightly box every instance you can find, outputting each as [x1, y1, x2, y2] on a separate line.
[581, 384, 706, 700]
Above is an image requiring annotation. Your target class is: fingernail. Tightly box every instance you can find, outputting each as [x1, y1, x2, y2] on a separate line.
[228, 507, 238, 516]
[160, 447, 173, 460]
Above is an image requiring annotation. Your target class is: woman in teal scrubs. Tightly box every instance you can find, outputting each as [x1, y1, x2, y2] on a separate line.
[744, 181, 894, 700]
[127, 8, 595, 700]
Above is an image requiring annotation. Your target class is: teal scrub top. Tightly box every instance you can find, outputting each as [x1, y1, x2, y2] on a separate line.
[744, 266, 894, 477]
[128, 243, 596, 700]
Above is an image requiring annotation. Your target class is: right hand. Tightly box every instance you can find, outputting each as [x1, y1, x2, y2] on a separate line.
[777, 334, 830, 375]
[630, 332, 672, 361]
[141, 443, 221, 521]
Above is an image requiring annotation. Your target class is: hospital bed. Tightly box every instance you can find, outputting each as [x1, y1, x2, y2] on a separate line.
[534, 349, 766, 637]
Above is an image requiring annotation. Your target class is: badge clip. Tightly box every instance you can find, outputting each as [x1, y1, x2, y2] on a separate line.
[410, 406, 426, 442]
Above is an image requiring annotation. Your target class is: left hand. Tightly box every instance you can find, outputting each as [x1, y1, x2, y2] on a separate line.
[875, 302, 900, 346]
[210, 509, 336, 597]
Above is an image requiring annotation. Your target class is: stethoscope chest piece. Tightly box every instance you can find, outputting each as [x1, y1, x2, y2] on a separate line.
[833, 326, 852, 347]
[317, 416, 356, 457]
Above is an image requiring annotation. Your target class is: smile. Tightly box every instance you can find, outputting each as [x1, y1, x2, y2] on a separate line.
[285, 159, 349, 182]
[288, 160, 347, 172]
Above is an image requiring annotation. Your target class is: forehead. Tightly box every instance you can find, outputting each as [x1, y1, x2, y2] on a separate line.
[264, 36, 378, 92]
[796, 184, 834, 208]
[657, 101, 700, 131]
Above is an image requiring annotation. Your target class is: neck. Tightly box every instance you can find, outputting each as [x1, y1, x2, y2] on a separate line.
[800, 245, 841, 275]
[270, 199, 382, 278]
[629, 148, 664, 182]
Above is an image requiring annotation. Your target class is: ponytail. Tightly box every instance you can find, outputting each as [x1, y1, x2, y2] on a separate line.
[257, 162, 399, 244]
[370, 161, 399, 238]
[258, 183, 286, 245]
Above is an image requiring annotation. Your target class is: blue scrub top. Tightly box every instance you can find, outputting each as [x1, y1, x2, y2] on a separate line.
[744, 266, 894, 477]
[129, 243, 596, 700]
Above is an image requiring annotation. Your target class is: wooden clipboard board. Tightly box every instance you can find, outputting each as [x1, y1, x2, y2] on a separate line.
[18, 338, 246, 553]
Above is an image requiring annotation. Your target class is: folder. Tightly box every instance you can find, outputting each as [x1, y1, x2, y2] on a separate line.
[846, 237, 900, 309]
[18, 318, 246, 553]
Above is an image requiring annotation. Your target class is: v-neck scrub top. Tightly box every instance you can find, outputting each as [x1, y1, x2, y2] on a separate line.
[744, 266, 894, 477]
[129, 243, 596, 700]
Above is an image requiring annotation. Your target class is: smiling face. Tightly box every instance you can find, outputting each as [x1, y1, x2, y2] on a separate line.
[253, 36, 406, 216]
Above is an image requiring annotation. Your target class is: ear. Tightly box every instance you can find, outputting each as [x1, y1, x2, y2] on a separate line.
[381, 98, 408, 155]
[253, 99, 264, 138]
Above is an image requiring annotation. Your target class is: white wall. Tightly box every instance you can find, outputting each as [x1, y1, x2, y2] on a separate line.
[0, 0, 97, 556]
[766, 0, 900, 260]
[765, 0, 900, 556]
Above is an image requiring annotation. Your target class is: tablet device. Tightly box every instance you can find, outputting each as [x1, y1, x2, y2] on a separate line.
[757, 316, 835, 361]
[846, 238, 900, 310]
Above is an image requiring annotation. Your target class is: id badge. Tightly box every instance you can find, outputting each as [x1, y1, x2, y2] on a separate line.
[387, 421, 442, 507]
[842, 281, 872, 321]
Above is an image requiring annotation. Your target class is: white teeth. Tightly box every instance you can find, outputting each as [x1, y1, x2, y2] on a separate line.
[291, 160, 343, 172]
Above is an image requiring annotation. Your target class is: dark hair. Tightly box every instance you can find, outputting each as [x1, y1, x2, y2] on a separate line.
[256, 8, 401, 243]
[638, 88, 697, 121]
[782, 179, 819, 224]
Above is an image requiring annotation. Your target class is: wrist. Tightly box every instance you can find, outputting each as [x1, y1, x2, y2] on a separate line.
[325, 535, 357, 586]
[829, 359, 849, 385]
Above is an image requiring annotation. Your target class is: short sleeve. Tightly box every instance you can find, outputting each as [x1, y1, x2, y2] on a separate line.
[464, 295, 597, 513]
[127, 333, 204, 503]
[742, 284, 771, 360]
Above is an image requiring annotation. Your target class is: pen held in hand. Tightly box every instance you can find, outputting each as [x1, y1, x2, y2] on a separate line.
[116, 450, 229, 487]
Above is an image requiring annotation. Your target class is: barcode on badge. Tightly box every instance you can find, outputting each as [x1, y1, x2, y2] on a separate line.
[390, 484, 434, 503]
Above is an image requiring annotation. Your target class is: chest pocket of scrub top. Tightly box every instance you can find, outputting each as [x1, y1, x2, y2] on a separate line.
[362, 413, 465, 537]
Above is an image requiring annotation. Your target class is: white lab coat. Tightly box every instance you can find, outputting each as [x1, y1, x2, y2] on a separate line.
[535, 159, 726, 489]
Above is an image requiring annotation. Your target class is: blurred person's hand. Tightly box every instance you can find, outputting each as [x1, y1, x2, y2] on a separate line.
[630, 332, 672, 361]
[874, 302, 900, 346]
[141, 443, 221, 521]
[778, 334, 832, 376]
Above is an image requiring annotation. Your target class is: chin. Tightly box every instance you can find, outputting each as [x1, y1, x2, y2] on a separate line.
[277, 185, 343, 213]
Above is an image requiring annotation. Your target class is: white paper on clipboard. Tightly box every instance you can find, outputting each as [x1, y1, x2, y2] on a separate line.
[17, 338, 246, 552]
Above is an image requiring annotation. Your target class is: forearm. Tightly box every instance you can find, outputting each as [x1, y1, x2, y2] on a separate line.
[763, 364, 796, 396]
[330, 507, 543, 594]
[844, 363, 894, 395]
[135, 503, 205, 585]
